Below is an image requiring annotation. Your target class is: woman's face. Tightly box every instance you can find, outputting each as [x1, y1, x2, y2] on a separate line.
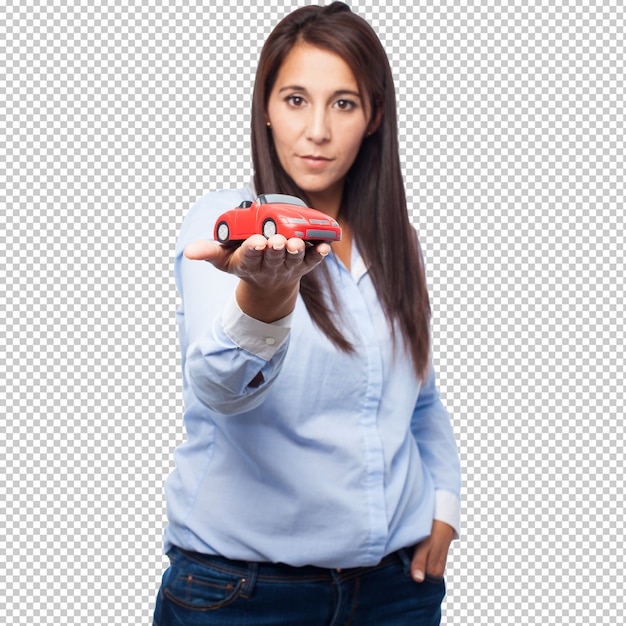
[266, 43, 371, 215]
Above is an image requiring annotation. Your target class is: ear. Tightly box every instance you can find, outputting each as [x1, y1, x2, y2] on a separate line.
[366, 105, 384, 137]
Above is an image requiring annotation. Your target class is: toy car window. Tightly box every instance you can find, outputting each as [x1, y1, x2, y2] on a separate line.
[257, 194, 307, 207]
[237, 201, 253, 209]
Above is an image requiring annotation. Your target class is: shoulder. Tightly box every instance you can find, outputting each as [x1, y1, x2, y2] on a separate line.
[175, 186, 255, 254]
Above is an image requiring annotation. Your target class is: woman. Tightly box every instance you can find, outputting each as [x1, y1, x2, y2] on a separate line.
[153, 3, 461, 625]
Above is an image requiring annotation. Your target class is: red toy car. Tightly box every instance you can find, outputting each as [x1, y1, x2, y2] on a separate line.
[214, 194, 342, 243]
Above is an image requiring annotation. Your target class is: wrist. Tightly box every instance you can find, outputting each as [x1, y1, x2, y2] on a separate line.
[431, 520, 456, 544]
[236, 280, 299, 323]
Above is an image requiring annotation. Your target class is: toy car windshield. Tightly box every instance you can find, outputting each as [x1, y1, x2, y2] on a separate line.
[257, 194, 308, 207]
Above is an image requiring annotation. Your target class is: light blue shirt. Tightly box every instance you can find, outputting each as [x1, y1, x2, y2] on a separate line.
[163, 186, 462, 568]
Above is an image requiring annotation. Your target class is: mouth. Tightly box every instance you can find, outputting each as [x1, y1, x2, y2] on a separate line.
[299, 155, 334, 168]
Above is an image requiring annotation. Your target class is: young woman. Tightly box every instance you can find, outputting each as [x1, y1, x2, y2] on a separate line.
[153, 3, 461, 625]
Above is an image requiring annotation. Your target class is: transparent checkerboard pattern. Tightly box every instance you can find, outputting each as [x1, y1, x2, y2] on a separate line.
[1, 1, 623, 624]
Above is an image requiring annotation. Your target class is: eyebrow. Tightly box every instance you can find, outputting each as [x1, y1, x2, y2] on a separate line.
[277, 85, 362, 100]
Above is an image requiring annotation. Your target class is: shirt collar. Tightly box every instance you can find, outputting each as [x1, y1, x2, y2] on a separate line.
[350, 245, 369, 283]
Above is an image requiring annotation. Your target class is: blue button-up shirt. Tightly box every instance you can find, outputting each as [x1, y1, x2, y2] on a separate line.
[163, 186, 461, 568]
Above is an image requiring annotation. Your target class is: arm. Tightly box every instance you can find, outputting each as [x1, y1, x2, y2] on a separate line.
[411, 360, 461, 533]
[176, 200, 330, 415]
[409, 360, 462, 581]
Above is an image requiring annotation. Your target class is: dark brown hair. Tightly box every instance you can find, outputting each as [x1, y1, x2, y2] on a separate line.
[251, 2, 431, 379]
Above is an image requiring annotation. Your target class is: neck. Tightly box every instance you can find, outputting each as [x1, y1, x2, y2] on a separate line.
[306, 182, 344, 219]
[330, 221, 352, 270]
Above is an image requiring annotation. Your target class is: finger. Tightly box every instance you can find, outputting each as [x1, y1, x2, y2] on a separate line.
[234, 235, 270, 276]
[184, 239, 224, 261]
[410, 542, 428, 583]
[263, 234, 290, 267]
[315, 242, 331, 257]
[303, 242, 331, 269]
[266, 234, 288, 251]
[282, 237, 306, 267]
[243, 234, 270, 252]
[285, 237, 306, 255]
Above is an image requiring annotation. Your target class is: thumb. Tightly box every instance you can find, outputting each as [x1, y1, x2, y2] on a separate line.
[410, 541, 429, 583]
[184, 239, 223, 261]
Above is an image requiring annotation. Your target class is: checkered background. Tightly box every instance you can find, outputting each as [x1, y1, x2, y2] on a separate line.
[1, 0, 623, 624]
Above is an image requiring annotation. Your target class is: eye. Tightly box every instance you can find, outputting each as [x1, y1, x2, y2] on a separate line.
[285, 95, 306, 108]
[334, 99, 357, 111]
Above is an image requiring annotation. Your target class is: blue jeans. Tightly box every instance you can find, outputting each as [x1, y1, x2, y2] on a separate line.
[153, 546, 445, 625]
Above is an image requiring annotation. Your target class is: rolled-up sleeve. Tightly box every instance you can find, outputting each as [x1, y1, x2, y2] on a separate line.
[186, 294, 293, 415]
[222, 294, 293, 360]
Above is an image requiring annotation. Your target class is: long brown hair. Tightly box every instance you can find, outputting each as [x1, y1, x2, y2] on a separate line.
[251, 2, 431, 379]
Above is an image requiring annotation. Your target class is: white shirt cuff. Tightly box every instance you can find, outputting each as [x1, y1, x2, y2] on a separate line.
[222, 293, 293, 360]
[434, 490, 461, 539]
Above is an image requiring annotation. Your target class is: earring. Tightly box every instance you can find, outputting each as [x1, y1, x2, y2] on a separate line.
[266, 121, 271, 128]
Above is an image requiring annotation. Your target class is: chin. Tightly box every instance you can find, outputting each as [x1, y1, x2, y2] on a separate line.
[294, 177, 342, 196]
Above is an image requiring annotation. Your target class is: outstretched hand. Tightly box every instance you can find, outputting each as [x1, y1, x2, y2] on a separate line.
[184, 234, 331, 322]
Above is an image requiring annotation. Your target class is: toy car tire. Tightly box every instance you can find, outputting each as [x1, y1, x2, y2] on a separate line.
[262, 218, 277, 238]
[216, 221, 230, 243]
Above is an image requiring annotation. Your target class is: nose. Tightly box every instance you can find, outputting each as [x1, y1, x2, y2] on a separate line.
[306, 107, 330, 144]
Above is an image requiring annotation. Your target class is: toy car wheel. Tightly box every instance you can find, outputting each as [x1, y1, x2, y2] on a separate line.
[262, 218, 277, 238]
[216, 221, 230, 243]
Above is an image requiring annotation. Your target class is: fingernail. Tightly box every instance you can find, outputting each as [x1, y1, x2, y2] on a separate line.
[287, 248, 301, 255]
[272, 243, 285, 251]
[413, 569, 424, 582]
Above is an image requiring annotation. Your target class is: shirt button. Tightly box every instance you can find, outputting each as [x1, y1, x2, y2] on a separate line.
[265, 337, 276, 345]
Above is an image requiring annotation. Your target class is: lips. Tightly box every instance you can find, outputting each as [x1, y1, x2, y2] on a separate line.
[299, 155, 334, 169]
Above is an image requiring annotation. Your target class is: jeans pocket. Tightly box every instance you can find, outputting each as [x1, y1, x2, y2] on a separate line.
[424, 573, 445, 585]
[162, 551, 245, 611]
[397, 548, 445, 586]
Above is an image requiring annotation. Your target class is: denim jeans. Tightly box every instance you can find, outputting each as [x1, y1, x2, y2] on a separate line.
[153, 546, 446, 625]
